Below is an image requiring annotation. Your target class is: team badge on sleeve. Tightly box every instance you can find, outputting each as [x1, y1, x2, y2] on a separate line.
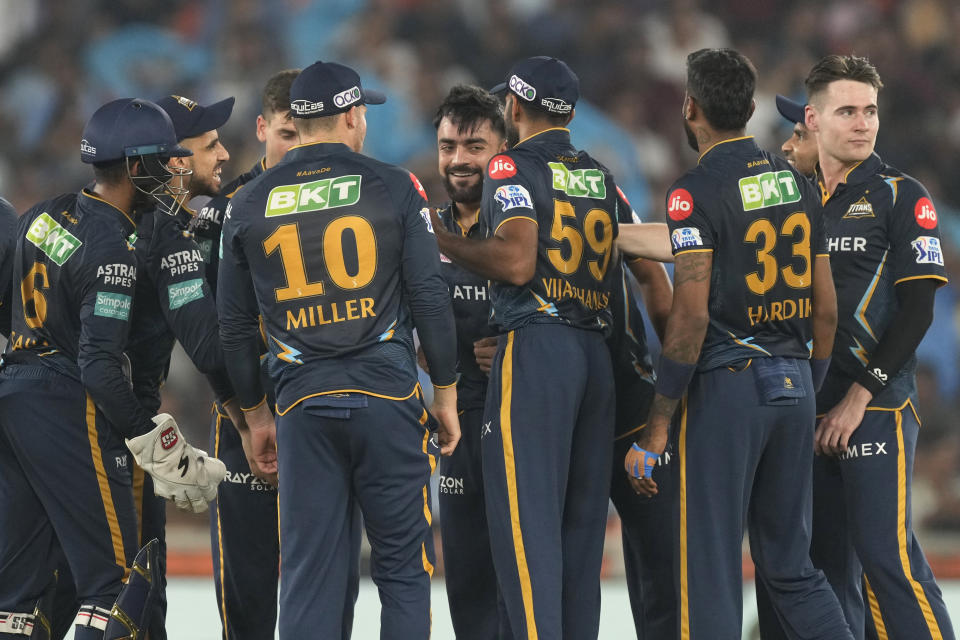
[914, 197, 938, 229]
[667, 188, 693, 221]
[495, 184, 533, 211]
[671, 227, 703, 250]
[911, 236, 943, 265]
[419, 207, 435, 234]
[488, 155, 517, 179]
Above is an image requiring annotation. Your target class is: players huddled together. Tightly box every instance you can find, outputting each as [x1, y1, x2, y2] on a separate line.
[0, 48, 952, 640]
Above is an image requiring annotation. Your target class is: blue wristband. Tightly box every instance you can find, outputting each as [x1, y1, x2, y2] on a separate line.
[811, 357, 831, 392]
[654, 355, 697, 399]
[629, 443, 660, 479]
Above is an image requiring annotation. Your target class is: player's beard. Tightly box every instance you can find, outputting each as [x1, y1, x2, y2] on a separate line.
[189, 171, 222, 199]
[505, 111, 520, 149]
[683, 119, 699, 152]
[442, 165, 483, 204]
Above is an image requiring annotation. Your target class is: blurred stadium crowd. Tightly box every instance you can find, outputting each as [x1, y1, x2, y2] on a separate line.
[1, 0, 959, 556]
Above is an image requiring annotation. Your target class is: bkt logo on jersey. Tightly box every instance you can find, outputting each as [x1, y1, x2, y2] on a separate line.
[266, 175, 362, 217]
[508, 74, 536, 101]
[26, 212, 83, 266]
[912, 236, 944, 266]
[671, 227, 703, 249]
[548, 162, 606, 199]
[739, 171, 801, 211]
[495, 184, 533, 211]
[333, 86, 362, 109]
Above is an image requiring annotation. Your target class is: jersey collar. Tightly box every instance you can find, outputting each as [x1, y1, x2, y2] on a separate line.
[697, 136, 756, 163]
[440, 202, 480, 236]
[79, 188, 137, 233]
[515, 127, 570, 148]
[284, 141, 352, 161]
[814, 152, 883, 201]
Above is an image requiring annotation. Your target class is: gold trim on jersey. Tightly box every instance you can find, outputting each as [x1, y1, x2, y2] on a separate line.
[894, 274, 948, 287]
[864, 574, 889, 640]
[81, 189, 136, 229]
[277, 385, 420, 417]
[515, 127, 570, 147]
[697, 135, 753, 163]
[85, 395, 128, 578]
[241, 396, 267, 412]
[420, 428, 436, 578]
[213, 413, 231, 637]
[614, 423, 645, 441]
[678, 396, 691, 640]
[494, 215, 538, 236]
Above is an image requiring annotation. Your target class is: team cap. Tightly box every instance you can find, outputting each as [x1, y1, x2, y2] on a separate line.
[155, 95, 236, 141]
[289, 61, 386, 119]
[491, 56, 579, 116]
[775, 94, 806, 125]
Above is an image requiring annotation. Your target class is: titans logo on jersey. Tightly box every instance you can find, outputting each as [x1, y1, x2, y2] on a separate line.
[664, 137, 824, 371]
[479, 128, 620, 334]
[816, 153, 947, 410]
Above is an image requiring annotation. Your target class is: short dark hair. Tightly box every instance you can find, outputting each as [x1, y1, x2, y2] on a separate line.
[262, 69, 300, 119]
[686, 48, 757, 131]
[804, 55, 883, 103]
[433, 85, 506, 139]
[92, 160, 129, 185]
[513, 98, 570, 128]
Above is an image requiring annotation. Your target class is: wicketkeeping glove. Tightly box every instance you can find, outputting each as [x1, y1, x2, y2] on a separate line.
[125, 414, 227, 513]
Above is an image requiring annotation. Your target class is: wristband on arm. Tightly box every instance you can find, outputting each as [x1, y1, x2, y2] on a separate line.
[654, 355, 697, 400]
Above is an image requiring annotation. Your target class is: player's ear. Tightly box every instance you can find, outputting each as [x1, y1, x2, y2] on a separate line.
[497, 138, 508, 153]
[746, 99, 756, 121]
[804, 104, 817, 132]
[563, 109, 574, 127]
[682, 94, 696, 121]
[256, 114, 268, 144]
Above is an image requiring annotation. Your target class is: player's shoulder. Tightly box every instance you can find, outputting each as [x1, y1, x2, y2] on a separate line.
[875, 163, 930, 206]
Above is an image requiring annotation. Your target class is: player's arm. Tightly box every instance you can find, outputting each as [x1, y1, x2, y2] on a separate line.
[0, 198, 17, 338]
[153, 227, 234, 403]
[400, 181, 460, 455]
[809, 254, 837, 384]
[627, 250, 712, 497]
[617, 223, 674, 263]
[217, 206, 277, 478]
[430, 211, 538, 286]
[815, 278, 937, 456]
[627, 258, 672, 342]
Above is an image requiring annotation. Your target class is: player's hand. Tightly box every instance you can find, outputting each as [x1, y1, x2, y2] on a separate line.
[244, 403, 279, 487]
[416, 345, 430, 374]
[431, 384, 461, 456]
[427, 207, 444, 237]
[626, 422, 668, 497]
[473, 337, 498, 375]
[126, 414, 227, 513]
[815, 383, 871, 456]
[221, 398, 277, 486]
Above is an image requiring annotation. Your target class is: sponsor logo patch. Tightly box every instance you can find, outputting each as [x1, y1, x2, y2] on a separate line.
[168, 278, 205, 309]
[26, 212, 83, 265]
[410, 172, 428, 201]
[80, 139, 97, 156]
[93, 291, 132, 320]
[738, 171, 801, 211]
[333, 86, 362, 109]
[508, 74, 536, 101]
[488, 155, 516, 179]
[265, 175, 362, 217]
[291, 99, 324, 116]
[419, 207, 435, 234]
[160, 427, 178, 450]
[540, 97, 572, 114]
[495, 184, 533, 211]
[911, 236, 943, 266]
[667, 188, 694, 221]
[548, 162, 606, 199]
[171, 95, 198, 111]
[843, 196, 874, 219]
[915, 197, 937, 229]
[671, 227, 703, 250]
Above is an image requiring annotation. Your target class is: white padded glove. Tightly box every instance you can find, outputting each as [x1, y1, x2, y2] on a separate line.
[125, 414, 227, 513]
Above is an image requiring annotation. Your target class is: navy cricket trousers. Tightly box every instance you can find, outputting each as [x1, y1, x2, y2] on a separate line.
[677, 359, 852, 640]
[276, 391, 434, 640]
[482, 324, 614, 640]
[209, 406, 281, 640]
[0, 365, 139, 640]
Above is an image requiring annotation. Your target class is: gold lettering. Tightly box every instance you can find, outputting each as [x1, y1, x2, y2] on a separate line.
[346, 299, 359, 320]
[782, 299, 796, 320]
[360, 298, 376, 317]
[332, 302, 345, 323]
[770, 301, 783, 321]
[286, 308, 307, 330]
[316, 304, 331, 325]
[803, 297, 811, 318]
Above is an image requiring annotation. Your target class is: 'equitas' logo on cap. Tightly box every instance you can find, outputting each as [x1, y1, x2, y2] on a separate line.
[333, 86, 362, 109]
[540, 98, 572, 114]
[292, 99, 324, 116]
[509, 75, 536, 101]
[80, 139, 96, 156]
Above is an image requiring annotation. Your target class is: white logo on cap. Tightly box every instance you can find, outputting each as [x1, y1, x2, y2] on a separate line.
[80, 139, 96, 155]
[509, 75, 536, 101]
[333, 86, 362, 109]
[172, 95, 198, 111]
[291, 99, 324, 115]
[540, 97, 571, 114]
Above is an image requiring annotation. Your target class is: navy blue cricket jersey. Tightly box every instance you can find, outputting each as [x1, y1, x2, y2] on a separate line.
[218, 142, 457, 413]
[125, 204, 232, 414]
[665, 136, 824, 371]
[189, 158, 266, 293]
[0, 197, 17, 338]
[816, 153, 947, 411]
[479, 128, 621, 333]
[3, 189, 154, 435]
[437, 202, 495, 411]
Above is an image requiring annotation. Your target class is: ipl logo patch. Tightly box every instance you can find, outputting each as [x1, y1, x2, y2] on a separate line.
[911, 236, 943, 266]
